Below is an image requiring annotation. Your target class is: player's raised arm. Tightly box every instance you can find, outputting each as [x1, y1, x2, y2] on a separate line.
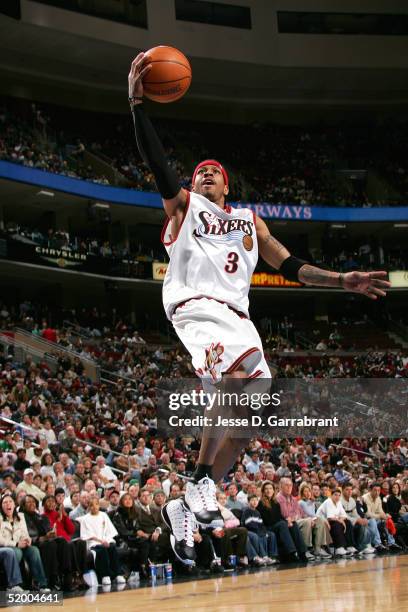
[255, 215, 391, 300]
[128, 53, 188, 218]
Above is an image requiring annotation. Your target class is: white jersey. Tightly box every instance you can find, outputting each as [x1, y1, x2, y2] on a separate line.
[161, 191, 258, 320]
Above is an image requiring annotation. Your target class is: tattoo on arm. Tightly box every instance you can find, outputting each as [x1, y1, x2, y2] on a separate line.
[298, 264, 341, 287]
[264, 234, 286, 253]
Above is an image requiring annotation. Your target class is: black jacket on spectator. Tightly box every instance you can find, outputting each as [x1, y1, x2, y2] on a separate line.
[13, 458, 31, 472]
[24, 512, 51, 543]
[384, 462, 400, 478]
[241, 507, 267, 536]
[356, 499, 368, 518]
[257, 500, 284, 527]
[110, 507, 141, 548]
[24, 511, 72, 589]
[385, 494, 402, 523]
[135, 505, 168, 534]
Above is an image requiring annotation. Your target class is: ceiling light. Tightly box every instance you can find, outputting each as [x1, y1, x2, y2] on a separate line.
[92, 202, 110, 209]
[36, 190, 55, 197]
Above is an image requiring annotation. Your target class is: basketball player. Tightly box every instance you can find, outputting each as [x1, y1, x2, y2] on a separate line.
[128, 53, 391, 566]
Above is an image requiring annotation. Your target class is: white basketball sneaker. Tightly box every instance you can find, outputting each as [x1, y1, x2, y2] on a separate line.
[161, 498, 196, 566]
[185, 476, 224, 529]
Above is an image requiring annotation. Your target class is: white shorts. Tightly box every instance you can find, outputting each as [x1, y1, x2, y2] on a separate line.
[171, 297, 270, 384]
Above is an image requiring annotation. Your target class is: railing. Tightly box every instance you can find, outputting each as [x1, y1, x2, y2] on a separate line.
[62, 320, 94, 340]
[331, 443, 382, 467]
[99, 368, 138, 390]
[0, 332, 59, 373]
[14, 328, 100, 382]
[293, 332, 315, 350]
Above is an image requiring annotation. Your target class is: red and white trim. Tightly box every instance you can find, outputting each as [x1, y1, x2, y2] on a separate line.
[161, 190, 190, 246]
[248, 369, 264, 379]
[173, 296, 247, 320]
[225, 346, 260, 374]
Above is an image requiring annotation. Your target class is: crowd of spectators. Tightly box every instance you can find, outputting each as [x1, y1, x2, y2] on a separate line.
[0, 291, 407, 596]
[281, 351, 408, 377]
[2, 222, 164, 265]
[1, 298, 408, 378]
[0, 104, 109, 185]
[2, 218, 408, 288]
[2, 97, 408, 206]
[0, 343, 408, 595]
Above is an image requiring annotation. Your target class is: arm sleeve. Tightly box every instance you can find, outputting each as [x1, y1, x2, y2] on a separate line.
[316, 504, 325, 520]
[324, 500, 338, 520]
[338, 504, 348, 518]
[19, 515, 30, 540]
[103, 514, 118, 543]
[79, 517, 91, 541]
[362, 496, 372, 517]
[63, 515, 75, 537]
[297, 501, 308, 518]
[276, 494, 290, 519]
[131, 105, 180, 200]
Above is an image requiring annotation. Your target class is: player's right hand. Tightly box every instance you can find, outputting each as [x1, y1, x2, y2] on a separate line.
[128, 52, 152, 100]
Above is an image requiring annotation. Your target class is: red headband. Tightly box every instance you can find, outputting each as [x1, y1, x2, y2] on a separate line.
[192, 159, 229, 187]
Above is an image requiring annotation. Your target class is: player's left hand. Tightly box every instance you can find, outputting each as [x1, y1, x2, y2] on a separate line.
[342, 270, 391, 300]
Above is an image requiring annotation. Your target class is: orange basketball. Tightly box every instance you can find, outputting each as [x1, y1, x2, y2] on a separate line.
[143, 45, 192, 103]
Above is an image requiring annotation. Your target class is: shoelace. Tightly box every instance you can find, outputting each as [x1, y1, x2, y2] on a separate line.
[169, 502, 194, 547]
[199, 478, 218, 511]
[183, 512, 195, 548]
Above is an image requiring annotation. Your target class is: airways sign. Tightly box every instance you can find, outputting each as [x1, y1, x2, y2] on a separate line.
[236, 204, 312, 220]
[234, 202, 408, 222]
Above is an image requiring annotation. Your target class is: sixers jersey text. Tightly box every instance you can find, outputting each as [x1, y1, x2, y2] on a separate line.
[161, 192, 258, 320]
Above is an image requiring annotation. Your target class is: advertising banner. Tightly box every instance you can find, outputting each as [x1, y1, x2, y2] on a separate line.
[2, 161, 408, 222]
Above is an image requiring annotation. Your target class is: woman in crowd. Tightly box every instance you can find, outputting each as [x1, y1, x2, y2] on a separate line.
[110, 492, 149, 579]
[21, 495, 73, 591]
[40, 453, 56, 479]
[0, 494, 49, 591]
[79, 496, 125, 586]
[257, 481, 304, 561]
[240, 494, 278, 566]
[53, 463, 66, 490]
[215, 492, 250, 567]
[69, 491, 80, 514]
[43, 481, 56, 497]
[299, 483, 319, 517]
[316, 488, 355, 556]
[384, 482, 402, 523]
[298, 483, 332, 558]
[42, 495, 88, 588]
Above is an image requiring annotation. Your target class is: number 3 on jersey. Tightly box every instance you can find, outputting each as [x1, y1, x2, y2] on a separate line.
[225, 251, 239, 273]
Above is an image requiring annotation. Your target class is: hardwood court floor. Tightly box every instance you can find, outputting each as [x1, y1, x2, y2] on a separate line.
[54, 556, 408, 612]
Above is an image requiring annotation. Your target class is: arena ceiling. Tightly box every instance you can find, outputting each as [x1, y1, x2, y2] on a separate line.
[1, 14, 408, 112]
